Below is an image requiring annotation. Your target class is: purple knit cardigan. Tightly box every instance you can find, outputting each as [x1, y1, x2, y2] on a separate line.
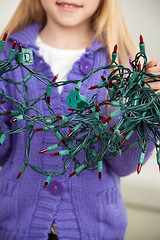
[0, 23, 154, 240]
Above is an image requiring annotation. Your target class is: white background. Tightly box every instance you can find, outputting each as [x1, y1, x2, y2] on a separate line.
[0, 1, 160, 239]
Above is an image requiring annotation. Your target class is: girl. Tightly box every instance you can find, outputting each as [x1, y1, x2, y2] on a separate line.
[0, 0, 159, 239]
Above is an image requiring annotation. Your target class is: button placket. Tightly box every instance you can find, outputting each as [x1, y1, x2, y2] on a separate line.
[48, 180, 64, 196]
[80, 60, 93, 75]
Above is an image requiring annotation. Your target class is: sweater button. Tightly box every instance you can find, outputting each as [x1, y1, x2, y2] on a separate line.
[48, 180, 63, 196]
[80, 60, 93, 74]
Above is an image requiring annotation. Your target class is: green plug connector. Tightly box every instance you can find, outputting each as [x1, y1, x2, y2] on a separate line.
[66, 89, 88, 110]
[16, 48, 34, 65]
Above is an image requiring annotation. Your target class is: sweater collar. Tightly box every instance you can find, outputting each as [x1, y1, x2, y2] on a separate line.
[9, 23, 105, 54]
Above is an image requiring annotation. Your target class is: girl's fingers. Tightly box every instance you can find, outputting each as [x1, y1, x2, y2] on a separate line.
[144, 82, 160, 91]
[147, 65, 160, 74]
[145, 59, 160, 89]
[147, 58, 158, 68]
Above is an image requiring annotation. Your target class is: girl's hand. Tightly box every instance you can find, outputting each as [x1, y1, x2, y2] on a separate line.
[145, 58, 160, 94]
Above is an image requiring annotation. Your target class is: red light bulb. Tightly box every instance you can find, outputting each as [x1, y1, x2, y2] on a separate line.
[50, 152, 60, 157]
[138, 61, 141, 72]
[18, 43, 22, 52]
[68, 171, 76, 178]
[113, 44, 118, 53]
[67, 131, 74, 139]
[68, 107, 75, 111]
[16, 172, 22, 179]
[43, 182, 48, 188]
[39, 148, 48, 154]
[98, 172, 102, 181]
[88, 85, 98, 90]
[137, 164, 142, 174]
[2, 31, 8, 41]
[140, 35, 144, 44]
[52, 74, 58, 83]
[11, 40, 17, 49]
[56, 115, 62, 120]
[95, 103, 99, 112]
[129, 59, 134, 69]
[109, 81, 112, 88]
[102, 100, 111, 105]
[34, 127, 43, 132]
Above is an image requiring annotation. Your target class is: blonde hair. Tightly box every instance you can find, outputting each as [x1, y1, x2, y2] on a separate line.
[1, 0, 138, 66]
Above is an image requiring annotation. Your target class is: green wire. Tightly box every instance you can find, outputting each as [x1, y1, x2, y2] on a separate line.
[0, 41, 160, 181]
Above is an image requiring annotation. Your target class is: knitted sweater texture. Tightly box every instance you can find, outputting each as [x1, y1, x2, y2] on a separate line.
[0, 23, 154, 240]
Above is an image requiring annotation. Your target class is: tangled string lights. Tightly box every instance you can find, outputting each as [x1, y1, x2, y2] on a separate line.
[0, 32, 160, 188]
